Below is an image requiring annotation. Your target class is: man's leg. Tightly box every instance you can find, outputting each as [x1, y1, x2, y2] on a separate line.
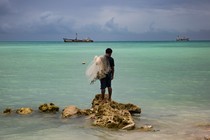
[101, 88, 105, 100]
[107, 74, 112, 101]
[100, 78, 106, 100]
[108, 87, 112, 101]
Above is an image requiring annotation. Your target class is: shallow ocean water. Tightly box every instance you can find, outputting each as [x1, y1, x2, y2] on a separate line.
[0, 41, 210, 140]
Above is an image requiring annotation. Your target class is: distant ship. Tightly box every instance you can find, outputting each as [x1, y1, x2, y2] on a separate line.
[176, 35, 190, 41]
[63, 33, 93, 42]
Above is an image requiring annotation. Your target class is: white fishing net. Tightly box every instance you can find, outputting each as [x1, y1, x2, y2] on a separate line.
[86, 55, 111, 84]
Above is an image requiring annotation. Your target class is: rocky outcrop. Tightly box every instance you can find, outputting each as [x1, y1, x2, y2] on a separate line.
[2, 94, 141, 130]
[91, 102, 135, 130]
[62, 105, 79, 118]
[91, 94, 140, 130]
[62, 94, 141, 130]
[16, 107, 33, 115]
[39, 103, 59, 113]
[92, 94, 141, 115]
[3, 108, 12, 114]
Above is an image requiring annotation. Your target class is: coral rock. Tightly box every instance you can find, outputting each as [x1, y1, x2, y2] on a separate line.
[62, 105, 79, 118]
[61, 94, 141, 130]
[16, 108, 33, 115]
[3, 108, 12, 114]
[92, 102, 135, 130]
[89, 94, 141, 130]
[77, 109, 94, 116]
[92, 94, 141, 115]
[39, 103, 59, 113]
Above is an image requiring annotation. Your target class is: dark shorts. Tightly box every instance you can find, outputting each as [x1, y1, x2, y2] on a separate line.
[100, 74, 112, 89]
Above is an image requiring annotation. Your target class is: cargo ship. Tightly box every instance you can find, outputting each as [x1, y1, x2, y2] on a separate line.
[176, 35, 190, 41]
[63, 33, 93, 42]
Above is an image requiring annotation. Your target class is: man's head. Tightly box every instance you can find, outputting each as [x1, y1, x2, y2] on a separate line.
[106, 48, 113, 56]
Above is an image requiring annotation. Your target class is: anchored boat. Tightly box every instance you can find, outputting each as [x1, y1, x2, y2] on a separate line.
[176, 36, 190, 41]
[63, 33, 93, 42]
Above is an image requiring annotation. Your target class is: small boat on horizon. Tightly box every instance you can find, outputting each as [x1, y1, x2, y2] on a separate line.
[63, 33, 94, 42]
[176, 35, 190, 41]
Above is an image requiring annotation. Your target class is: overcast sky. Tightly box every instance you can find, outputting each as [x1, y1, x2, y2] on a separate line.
[0, 0, 210, 41]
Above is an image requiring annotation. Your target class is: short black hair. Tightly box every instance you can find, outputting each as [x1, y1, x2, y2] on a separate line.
[106, 48, 113, 54]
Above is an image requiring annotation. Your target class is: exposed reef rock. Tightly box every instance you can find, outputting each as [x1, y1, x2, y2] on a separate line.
[2, 94, 142, 130]
[39, 103, 59, 113]
[62, 106, 94, 118]
[3, 108, 12, 114]
[91, 94, 140, 130]
[92, 94, 141, 115]
[92, 102, 135, 130]
[62, 94, 141, 130]
[16, 108, 33, 115]
[62, 105, 79, 118]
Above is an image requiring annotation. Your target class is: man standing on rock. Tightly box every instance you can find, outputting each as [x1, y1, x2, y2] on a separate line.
[100, 48, 115, 101]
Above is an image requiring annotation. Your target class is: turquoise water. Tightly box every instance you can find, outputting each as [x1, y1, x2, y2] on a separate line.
[0, 41, 210, 140]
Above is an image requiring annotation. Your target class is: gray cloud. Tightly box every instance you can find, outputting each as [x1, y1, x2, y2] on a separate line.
[0, 0, 210, 41]
[0, 0, 13, 16]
